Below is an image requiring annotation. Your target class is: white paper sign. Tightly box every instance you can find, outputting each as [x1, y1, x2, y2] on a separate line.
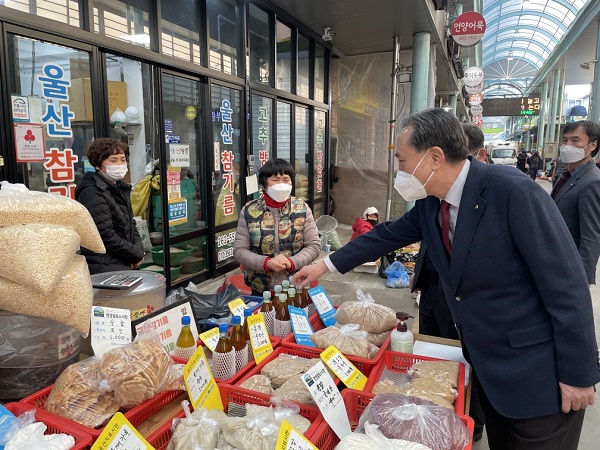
[302, 361, 350, 440]
[11, 95, 29, 121]
[246, 174, 259, 195]
[169, 143, 190, 167]
[13, 123, 45, 162]
[91, 306, 132, 357]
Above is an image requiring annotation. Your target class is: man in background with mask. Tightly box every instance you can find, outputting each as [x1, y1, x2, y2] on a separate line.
[552, 120, 600, 285]
[234, 158, 321, 295]
[294, 109, 599, 449]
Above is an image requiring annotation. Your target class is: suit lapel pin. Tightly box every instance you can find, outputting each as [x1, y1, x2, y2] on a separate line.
[475, 204, 479, 209]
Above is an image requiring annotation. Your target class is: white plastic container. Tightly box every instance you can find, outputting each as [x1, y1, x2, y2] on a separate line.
[390, 312, 414, 353]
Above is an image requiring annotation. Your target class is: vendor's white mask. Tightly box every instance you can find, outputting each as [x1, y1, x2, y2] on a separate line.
[102, 164, 128, 182]
[267, 183, 292, 202]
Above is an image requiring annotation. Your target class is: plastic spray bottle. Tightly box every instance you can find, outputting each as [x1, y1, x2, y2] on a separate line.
[391, 312, 415, 354]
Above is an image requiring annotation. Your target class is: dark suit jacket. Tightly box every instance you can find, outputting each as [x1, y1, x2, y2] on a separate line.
[331, 158, 600, 419]
[553, 161, 600, 284]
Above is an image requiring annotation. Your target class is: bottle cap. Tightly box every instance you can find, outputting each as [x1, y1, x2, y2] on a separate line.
[181, 315, 191, 325]
[282, 280, 289, 288]
[288, 288, 296, 296]
[232, 315, 241, 325]
[243, 308, 253, 317]
[396, 312, 414, 321]
[219, 323, 229, 333]
[274, 285, 282, 293]
[279, 293, 288, 302]
[263, 291, 271, 300]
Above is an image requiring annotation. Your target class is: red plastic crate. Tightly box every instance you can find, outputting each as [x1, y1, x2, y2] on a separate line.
[281, 309, 391, 376]
[3, 402, 94, 450]
[145, 383, 324, 450]
[172, 335, 281, 385]
[363, 350, 466, 414]
[20, 386, 185, 438]
[310, 389, 474, 450]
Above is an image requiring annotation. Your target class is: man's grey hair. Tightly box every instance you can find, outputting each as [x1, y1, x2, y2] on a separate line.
[400, 108, 469, 163]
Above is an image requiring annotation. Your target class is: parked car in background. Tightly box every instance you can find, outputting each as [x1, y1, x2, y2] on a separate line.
[488, 143, 517, 166]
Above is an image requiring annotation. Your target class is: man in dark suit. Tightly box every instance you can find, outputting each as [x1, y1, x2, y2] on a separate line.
[552, 120, 600, 285]
[295, 109, 599, 449]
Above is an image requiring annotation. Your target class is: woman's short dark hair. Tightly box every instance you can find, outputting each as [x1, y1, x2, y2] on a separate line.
[258, 159, 295, 188]
[87, 138, 130, 168]
[400, 108, 469, 163]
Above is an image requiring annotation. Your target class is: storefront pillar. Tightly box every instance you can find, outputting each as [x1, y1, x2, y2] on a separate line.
[449, 94, 457, 115]
[592, 19, 600, 121]
[548, 70, 561, 143]
[538, 81, 549, 158]
[410, 32, 431, 114]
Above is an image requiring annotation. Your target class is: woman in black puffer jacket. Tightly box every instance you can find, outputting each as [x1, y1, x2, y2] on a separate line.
[75, 138, 145, 274]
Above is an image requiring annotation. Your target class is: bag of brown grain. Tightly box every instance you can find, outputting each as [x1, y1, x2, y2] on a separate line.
[335, 289, 397, 333]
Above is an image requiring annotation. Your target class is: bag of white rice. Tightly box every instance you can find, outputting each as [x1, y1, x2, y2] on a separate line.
[0, 255, 93, 336]
[0, 223, 80, 294]
[0, 181, 105, 253]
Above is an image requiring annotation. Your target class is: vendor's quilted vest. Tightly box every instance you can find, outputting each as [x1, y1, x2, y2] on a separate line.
[243, 197, 307, 293]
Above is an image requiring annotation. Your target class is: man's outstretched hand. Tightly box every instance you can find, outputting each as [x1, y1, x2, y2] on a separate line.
[293, 261, 329, 288]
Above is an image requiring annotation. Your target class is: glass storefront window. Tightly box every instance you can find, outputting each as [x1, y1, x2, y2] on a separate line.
[8, 35, 91, 195]
[161, 73, 207, 280]
[161, 0, 201, 64]
[0, 0, 80, 27]
[251, 95, 272, 174]
[297, 34, 310, 98]
[315, 45, 326, 103]
[295, 106, 309, 201]
[207, 0, 239, 77]
[93, 0, 152, 49]
[277, 101, 291, 162]
[276, 21, 291, 92]
[168, 235, 207, 283]
[314, 110, 326, 199]
[248, 4, 270, 85]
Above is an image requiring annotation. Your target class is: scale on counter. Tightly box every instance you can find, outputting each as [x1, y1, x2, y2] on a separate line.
[92, 274, 143, 290]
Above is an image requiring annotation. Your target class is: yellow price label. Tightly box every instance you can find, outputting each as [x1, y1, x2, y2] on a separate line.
[321, 345, 367, 390]
[199, 327, 220, 352]
[91, 412, 154, 450]
[228, 297, 247, 323]
[247, 313, 273, 364]
[276, 419, 317, 450]
[183, 346, 223, 411]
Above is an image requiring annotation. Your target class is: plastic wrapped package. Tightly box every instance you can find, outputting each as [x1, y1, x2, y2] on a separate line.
[0, 181, 105, 253]
[4, 422, 75, 450]
[45, 358, 120, 429]
[0, 255, 93, 336]
[167, 400, 227, 450]
[239, 374, 274, 396]
[260, 354, 316, 388]
[372, 380, 454, 410]
[334, 422, 432, 450]
[383, 262, 411, 288]
[356, 393, 470, 450]
[164, 363, 186, 391]
[408, 361, 460, 388]
[0, 224, 80, 294]
[220, 408, 280, 450]
[0, 312, 80, 400]
[394, 377, 457, 404]
[247, 399, 311, 435]
[335, 290, 397, 333]
[0, 407, 33, 447]
[310, 324, 372, 358]
[99, 336, 174, 408]
[273, 374, 316, 406]
[334, 322, 391, 347]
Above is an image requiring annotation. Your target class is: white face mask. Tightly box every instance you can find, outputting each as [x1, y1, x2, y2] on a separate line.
[266, 183, 292, 202]
[102, 164, 128, 182]
[559, 142, 593, 164]
[394, 151, 435, 201]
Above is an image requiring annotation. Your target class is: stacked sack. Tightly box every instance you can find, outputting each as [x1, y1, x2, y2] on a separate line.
[0, 182, 105, 336]
[310, 289, 397, 357]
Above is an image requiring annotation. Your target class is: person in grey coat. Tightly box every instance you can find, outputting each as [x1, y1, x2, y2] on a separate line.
[233, 159, 321, 295]
[552, 120, 600, 284]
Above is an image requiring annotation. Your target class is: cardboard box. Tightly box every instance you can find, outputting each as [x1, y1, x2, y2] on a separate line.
[67, 78, 128, 122]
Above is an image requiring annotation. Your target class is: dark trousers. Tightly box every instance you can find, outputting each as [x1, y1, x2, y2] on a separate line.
[418, 272, 485, 437]
[474, 373, 586, 450]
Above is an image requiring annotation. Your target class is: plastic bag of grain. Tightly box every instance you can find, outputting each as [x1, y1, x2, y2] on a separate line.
[0, 181, 105, 253]
[0, 224, 80, 294]
[0, 255, 93, 336]
[335, 289, 397, 333]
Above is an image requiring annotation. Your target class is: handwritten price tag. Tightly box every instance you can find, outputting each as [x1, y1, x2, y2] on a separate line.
[247, 313, 273, 364]
[91, 412, 153, 450]
[228, 297, 247, 324]
[321, 345, 367, 390]
[199, 327, 220, 352]
[307, 286, 336, 327]
[289, 306, 315, 347]
[183, 346, 223, 411]
[276, 419, 317, 450]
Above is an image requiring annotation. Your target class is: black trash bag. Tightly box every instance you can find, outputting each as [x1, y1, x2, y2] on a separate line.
[167, 284, 252, 332]
[378, 252, 396, 279]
